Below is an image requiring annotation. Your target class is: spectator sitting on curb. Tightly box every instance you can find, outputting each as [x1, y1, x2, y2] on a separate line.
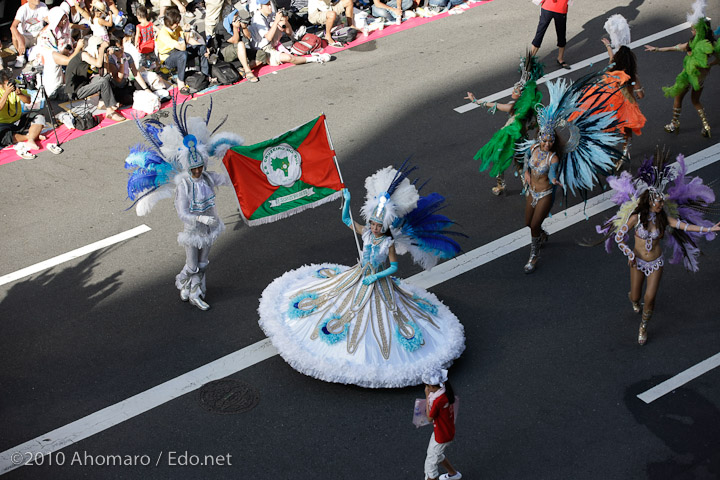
[217, 4, 259, 82]
[64, 36, 126, 122]
[36, 7, 77, 101]
[0, 70, 48, 159]
[371, 0, 412, 23]
[107, 37, 155, 105]
[308, 0, 355, 47]
[157, 7, 211, 95]
[249, 0, 330, 66]
[11, 0, 50, 68]
[122, 24, 171, 94]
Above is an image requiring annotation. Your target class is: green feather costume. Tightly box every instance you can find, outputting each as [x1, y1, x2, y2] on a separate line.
[474, 56, 544, 178]
[663, 19, 718, 97]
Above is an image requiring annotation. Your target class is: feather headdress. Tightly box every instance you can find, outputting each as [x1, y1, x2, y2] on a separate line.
[514, 50, 544, 92]
[596, 149, 716, 272]
[604, 14, 631, 53]
[687, 0, 707, 26]
[360, 162, 467, 269]
[124, 96, 243, 216]
[361, 161, 419, 232]
[518, 71, 623, 195]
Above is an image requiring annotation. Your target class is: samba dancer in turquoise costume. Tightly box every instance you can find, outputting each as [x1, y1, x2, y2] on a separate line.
[258, 164, 466, 388]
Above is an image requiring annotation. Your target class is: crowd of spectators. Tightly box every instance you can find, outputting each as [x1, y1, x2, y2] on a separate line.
[1, 0, 474, 157]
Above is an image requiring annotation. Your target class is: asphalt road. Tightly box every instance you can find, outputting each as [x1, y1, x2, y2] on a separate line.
[2, 0, 720, 478]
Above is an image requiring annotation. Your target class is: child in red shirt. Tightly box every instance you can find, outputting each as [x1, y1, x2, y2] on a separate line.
[135, 5, 155, 55]
[423, 369, 461, 480]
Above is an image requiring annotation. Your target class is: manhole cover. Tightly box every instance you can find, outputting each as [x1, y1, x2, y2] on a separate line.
[199, 379, 260, 414]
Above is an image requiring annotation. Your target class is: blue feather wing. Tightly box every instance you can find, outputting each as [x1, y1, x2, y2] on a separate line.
[395, 193, 467, 261]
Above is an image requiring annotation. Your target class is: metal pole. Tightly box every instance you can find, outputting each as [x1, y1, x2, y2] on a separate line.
[322, 114, 362, 260]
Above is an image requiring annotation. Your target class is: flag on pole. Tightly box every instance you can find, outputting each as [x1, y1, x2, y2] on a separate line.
[223, 115, 344, 226]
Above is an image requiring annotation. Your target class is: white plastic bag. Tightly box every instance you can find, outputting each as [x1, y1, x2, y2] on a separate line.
[133, 89, 160, 114]
[412, 399, 432, 428]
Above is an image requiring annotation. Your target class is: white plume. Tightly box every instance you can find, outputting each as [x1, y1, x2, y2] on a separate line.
[360, 166, 419, 231]
[604, 14, 631, 52]
[687, 0, 707, 26]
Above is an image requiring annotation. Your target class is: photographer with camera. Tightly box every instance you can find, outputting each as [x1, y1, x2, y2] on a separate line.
[64, 36, 126, 122]
[106, 37, 155, 105]
[0, 71, 47, 159]
[250, 0, 329, 66]
[215, 4, 259, 82]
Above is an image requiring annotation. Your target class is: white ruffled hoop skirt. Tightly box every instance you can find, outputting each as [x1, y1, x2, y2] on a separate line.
[258, 262, 466, 388]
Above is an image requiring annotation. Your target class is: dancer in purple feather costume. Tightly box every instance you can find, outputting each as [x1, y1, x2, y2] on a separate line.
[597, 150, 720, 345]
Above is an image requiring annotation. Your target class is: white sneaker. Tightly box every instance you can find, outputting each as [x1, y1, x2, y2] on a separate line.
[313, 53, 331, 64]
[59, 112, 75, 130]
[439, 472, 462, 480]
[294, 25, 307, 40]
[14, 56, 26, 68]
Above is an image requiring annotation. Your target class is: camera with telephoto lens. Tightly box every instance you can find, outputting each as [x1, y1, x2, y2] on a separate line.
[278, 7, 288, 17]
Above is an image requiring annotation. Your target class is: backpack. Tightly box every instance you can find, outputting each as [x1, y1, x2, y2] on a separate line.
[332, 26, 357, 44]
[211, 61, 241, 85]
[185, 72, 210, 93]
[290, 33, 326, 56]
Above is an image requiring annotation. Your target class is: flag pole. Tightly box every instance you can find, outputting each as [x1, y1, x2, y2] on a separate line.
[323, 114, 363, 260]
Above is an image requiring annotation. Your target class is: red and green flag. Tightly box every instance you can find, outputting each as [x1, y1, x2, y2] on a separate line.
[223, 115, 345, 226]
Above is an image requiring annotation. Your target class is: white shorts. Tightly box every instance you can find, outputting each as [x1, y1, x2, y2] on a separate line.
[424, 432, 452, 479]
[308, 3, 345, 25]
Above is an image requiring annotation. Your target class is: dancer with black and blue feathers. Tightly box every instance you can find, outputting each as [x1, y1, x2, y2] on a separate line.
[258, 163, 467, 388]
[123, 98, 243, 311]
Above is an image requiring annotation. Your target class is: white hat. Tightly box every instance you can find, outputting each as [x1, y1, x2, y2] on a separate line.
[84, 35, 103, 57]
[421, 368, 448, 386]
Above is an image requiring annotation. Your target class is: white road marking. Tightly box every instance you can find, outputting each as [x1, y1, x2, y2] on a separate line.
[0, 225, 152, 288]
[637, 352, 720, 404]
[0, 339, 278, 474]
[454, 22, 690, 114]
[2, 94, 719, 479]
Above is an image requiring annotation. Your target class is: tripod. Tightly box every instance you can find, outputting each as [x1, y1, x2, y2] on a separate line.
[27, 66, 63, 155]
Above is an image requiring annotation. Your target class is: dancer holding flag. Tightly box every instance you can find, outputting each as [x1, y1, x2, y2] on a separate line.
[257, 161, 466, 388]
[124, 98, 243, 311]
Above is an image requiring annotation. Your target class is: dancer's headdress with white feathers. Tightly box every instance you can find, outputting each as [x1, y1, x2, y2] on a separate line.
[124, 97, 243, 215]
[604, 14, 631, 53]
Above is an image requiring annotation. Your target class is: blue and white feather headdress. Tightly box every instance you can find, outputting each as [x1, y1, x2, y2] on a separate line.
[124, 97, 243, 216]
[361, 161, 467, 270]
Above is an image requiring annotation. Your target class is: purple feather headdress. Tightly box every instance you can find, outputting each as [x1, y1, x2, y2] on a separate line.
[597, 149, 716, 271]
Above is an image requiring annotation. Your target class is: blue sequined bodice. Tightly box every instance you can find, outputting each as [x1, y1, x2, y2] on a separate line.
[361, 230, 392, 269]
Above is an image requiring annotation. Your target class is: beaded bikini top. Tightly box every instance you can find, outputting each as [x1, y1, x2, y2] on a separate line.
[635, 213, 661, 252]
[529, 146, 554, 176]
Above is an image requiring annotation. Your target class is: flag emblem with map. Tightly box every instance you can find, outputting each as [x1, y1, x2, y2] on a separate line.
[223, 115, 344, 226]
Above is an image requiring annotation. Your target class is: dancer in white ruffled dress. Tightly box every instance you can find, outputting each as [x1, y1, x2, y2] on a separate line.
[259, 164, 466, 388]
